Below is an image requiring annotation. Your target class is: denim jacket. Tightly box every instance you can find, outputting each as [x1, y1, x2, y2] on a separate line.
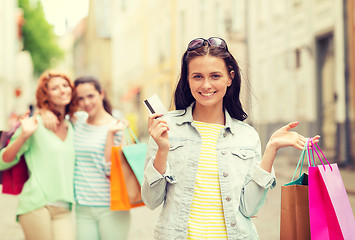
[141, 103, 276, 240]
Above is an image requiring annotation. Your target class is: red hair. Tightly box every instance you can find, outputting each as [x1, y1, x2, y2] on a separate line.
[36, 71, 77, 119]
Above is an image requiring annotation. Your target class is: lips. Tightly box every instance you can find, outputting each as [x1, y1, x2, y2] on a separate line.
[84, 107, 92, 113]
[61, 96, 71, 100]
[200, 92, 216, 97]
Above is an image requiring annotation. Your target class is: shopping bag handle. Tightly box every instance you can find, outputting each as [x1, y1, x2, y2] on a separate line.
[124, 127, 140, 145]
[291, 142, 307, 181]
[309, 139, 333, 171]
[291, 137, 319, 181]
[306, 138, 316, 167]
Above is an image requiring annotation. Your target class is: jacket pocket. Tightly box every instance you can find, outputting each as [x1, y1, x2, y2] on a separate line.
[230, 148, 256, 160]
[229, 148, 257, 179]
[169, 140, 185, 151]
[167, 139, 186, 172]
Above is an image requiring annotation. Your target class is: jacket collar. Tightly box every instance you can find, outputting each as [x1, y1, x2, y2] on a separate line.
[174, 102, 236, 135]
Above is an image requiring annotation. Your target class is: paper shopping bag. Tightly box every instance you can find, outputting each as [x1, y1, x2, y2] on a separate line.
[110, 146, 144, 211]
[121, 128, 146, 185]
[280, 143, 311, 240]
[121, 142, 146, 185]
[318, 164, 355, 238]
[280, 174, 310, 240]
[308, 142, 355, 240]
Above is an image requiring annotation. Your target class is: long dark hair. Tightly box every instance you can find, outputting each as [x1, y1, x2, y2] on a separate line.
[174, 42, 247, 121]
[74, 76, 112, 115]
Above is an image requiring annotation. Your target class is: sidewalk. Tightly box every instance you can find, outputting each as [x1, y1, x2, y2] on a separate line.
[0, 187, 159, 240]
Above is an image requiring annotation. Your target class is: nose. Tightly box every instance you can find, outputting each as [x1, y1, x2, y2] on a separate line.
[82, 98, 90, 106]
[201, 79, 212, 89]
[59, 85, 68, 93]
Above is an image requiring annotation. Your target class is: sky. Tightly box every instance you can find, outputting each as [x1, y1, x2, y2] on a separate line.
[40, 0, 89, 36]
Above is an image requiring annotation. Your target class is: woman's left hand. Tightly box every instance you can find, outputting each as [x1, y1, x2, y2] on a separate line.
[267, 121, 320, 151]
[261, 121, 320, 173]
[109, 119, 129, 134]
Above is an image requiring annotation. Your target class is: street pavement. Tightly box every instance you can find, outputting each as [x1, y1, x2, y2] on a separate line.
[1, 155, 355, 240]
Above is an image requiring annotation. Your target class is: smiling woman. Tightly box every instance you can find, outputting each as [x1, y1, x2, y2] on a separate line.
[40, 0, 89, 35]
[71, 76, 131, 240]
[0, 71, 78, 240]
[141, 37, 320, 240]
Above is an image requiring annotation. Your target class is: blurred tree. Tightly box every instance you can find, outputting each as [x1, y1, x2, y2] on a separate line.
[18, 0, 64, 76]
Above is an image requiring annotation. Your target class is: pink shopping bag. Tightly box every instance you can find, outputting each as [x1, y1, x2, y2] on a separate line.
[308, 140, 355, 240]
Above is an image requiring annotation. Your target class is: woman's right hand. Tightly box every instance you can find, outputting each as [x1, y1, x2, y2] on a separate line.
[2, 112, 37, 163]
[148, 113, 170, 152]
[19, 112, 38, 139]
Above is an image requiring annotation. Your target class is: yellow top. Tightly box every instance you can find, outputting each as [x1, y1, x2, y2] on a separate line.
[187, 121, 227, 239]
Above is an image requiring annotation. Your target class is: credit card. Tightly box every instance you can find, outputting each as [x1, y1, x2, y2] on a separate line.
[143, 94, 168, 114]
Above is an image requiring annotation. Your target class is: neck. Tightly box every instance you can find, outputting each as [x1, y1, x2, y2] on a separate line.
[87, 108, 110, 125]
[54, 107, 66, 122]
[192, 103, 225, 125]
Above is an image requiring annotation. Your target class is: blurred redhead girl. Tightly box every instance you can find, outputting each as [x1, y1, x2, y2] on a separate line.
[0, 71, 77, 240]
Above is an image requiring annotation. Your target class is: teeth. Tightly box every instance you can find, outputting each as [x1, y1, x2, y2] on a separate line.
[201, 92, 214, 96]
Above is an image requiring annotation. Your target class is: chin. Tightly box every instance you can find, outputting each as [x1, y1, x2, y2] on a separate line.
[86, 109, 94, 116]
[61, 99, 72, 105]
[197, 99, 223, 108]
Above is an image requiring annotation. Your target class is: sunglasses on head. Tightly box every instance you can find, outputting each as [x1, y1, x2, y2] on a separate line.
[187, 37, 228, 51]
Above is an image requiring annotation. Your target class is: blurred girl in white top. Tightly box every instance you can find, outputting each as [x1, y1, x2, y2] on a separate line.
[72, 76, 130, 240]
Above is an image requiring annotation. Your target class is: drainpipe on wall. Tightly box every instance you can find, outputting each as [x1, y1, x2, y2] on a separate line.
[342, 0, 352, 166]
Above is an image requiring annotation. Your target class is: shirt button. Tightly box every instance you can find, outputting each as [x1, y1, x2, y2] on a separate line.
[223, 132, 227, 137]
[223, 172, 229, 177]
[231, 221, 236, 227]
[221, 149, 227, 155]
[226, 196, 231, 202]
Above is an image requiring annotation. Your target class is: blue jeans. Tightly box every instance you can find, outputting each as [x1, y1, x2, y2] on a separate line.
[75, 205, 130, 240]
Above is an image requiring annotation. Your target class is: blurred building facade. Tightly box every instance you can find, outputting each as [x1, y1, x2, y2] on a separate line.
[248, 0, 354, 164]
[347, 0, 355, 163]
[72, 0, 113, 101]
[0, 1, 34, 130]
[0, 0, 17, 129]
[71, 0, 354, 164]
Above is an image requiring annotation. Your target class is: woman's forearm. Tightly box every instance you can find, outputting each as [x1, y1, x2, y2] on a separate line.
[259, 142, 277, 173]
[2, 134, 28, 163]
[104, 132, 116, 163]
[153, 148, 169, 175]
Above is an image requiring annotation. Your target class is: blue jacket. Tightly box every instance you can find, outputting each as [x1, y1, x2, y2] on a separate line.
[141, 103, 276, 240]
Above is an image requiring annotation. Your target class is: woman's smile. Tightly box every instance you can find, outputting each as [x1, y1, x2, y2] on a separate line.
[200, 91, 216, 97]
